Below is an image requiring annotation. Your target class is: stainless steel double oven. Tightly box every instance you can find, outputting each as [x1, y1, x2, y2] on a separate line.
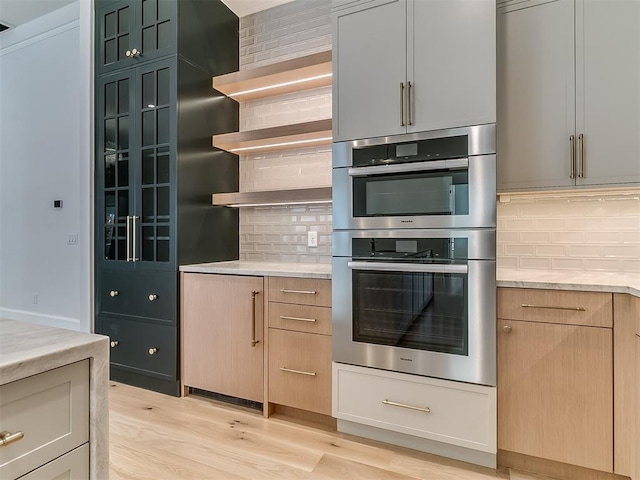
[332, 124, 497, 386]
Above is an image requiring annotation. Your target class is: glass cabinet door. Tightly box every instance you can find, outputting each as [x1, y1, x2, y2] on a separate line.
[97, 70, 135, 267]
[96, 0, 177, 75]
[134, 59, 175, 268]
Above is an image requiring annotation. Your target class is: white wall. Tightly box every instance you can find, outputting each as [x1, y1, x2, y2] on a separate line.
[0, 1, 93, 332]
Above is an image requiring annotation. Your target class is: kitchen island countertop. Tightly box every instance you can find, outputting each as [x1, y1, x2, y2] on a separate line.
[0, 318, 110, 480]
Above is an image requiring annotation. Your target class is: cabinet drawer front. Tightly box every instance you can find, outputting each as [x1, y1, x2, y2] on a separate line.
[497, 288, 612, 327]
[269, 330, 332, 415]
[100, 270, 177, 324]
[101, 317, 176, 379]
[268, 277, 331, 307]
[0, 361, 89, 479]
[19, 443, 89, 480]
[269, 303, 332, 335]
[333, 363, 496, 453]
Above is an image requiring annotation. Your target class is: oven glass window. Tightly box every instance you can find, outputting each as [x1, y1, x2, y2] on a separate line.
[353, 170, 469, 217]
[351, 237, 469, 355]
[352, 270, 468, 355]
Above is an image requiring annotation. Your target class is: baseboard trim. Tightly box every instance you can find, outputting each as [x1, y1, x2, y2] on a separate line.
[338, 419, 497, 469]
[498, 450, 629, 480]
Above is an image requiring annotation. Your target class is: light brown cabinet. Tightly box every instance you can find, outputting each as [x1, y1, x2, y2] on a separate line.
[497, 288, 614, 474]
[181, 273, 264, 402]
[267, 276, 332, 416]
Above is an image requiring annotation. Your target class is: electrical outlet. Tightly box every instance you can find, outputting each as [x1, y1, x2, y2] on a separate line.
[307, 231, 318, 247]
[67, 233, 78, 245]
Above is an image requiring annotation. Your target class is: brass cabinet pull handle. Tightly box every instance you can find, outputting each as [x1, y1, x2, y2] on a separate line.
[279, 289, 317, 295]
[109, 290, 119, 297]
[148, 294, 158, 301]
[502, 325, 512, 333]
[578, 133, 584, 178]
[132, 216, 139, 262]
[279, 315, 317, 323]
[382, 399, 430, 413]
[0, 430, 24, 447]
[280, 367, 316, 377]
[521, 303, 586, 312]
[400, 82, 405, 126]
[148, 347, 158, 355]
[407, 81, 413, 126]
[110, 340, 119, 348]
[569, 135, 576, 179]
[126, 215, 131, 261]
[251, 291, 260, 347]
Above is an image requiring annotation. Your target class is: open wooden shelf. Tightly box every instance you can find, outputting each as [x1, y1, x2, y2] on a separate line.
[213, 51, 332, 100]
[212, 187, 332, 207]
[212, 119, 332, 154]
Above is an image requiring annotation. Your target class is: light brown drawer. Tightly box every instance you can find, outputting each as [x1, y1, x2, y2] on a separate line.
[269, 329, 332, 415]
[497, 288, 612, 327]
[0, 360, 89, 479]
[333, 363, 496, 453]
[268, 277, 331, 307]
[268, 303, 332, 335]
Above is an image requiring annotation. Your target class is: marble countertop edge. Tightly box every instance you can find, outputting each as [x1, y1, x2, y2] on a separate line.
[180, 261, 332, 279]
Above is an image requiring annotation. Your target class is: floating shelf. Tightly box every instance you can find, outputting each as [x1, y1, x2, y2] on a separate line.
[212, 51, 332, 100]
[212, 119, 332, 153]
[212, 187, 332, 207]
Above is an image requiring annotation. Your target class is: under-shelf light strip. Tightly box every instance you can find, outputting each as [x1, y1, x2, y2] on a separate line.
[230, 136, 333, 153]
[227, 200, 332, 208]
[229, 73, 333, 98]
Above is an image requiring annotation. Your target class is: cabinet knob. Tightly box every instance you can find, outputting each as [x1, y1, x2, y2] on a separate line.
[125, 49, 132, 57]
[109, 290, 119, 297]
[148, 294, 158, 301]
[503, 325, 512, 334]
[131, 48, 140, 56]
[110, 340, 119, 348]
[148, 347, 158, 355]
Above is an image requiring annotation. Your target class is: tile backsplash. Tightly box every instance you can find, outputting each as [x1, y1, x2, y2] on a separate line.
[237, 0, 332, 264]
[497, 190, 640, 273]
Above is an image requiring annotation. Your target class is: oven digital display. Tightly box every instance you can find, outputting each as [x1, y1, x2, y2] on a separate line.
[396, 143, 418, 157]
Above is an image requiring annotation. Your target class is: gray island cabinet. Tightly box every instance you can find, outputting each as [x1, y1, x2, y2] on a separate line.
[0, 319, 109, 480]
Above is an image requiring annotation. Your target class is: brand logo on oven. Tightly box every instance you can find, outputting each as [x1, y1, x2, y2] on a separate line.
[400, 220, 414, 223]
[400, 357, 413, 362]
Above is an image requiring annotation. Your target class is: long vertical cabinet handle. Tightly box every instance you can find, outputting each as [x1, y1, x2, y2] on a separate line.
[407, 81, 413, 126]
[132, 216, 139, 261]
[400, 82, 405, 126]
[251, 290, 259, 347]
[569, 135, 576, 179]
[578, 134, 584, 178]
[126, 215, 131, 261]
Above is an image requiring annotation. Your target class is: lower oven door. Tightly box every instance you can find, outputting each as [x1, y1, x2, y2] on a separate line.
[332, 248, 495, 386]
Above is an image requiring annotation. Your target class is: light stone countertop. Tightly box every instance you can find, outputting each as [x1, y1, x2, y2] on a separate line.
[180, 260, 332, 279]
[497, 268, 640, 297]
[0, 318, 110, 480]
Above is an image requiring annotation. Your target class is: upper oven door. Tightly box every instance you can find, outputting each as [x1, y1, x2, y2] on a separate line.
[333, 124, 496, 230]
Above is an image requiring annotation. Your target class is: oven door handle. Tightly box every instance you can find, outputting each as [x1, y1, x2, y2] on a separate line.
[347, 158, 468, 177]
[347, 261, 468, 274]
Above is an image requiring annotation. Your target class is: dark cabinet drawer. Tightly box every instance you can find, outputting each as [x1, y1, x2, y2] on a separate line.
[100, 317, 176, 379]
[99, 270, 177, 324]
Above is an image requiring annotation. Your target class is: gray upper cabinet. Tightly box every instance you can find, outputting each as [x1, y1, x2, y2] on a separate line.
[332, 0, 496, 142]
[497, 0, 640, 191]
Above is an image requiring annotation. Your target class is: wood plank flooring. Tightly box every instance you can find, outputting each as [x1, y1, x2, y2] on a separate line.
[109, 382, 550, 480]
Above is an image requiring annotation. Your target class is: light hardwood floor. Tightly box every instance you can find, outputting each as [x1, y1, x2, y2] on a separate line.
[109, 382, 551, 480]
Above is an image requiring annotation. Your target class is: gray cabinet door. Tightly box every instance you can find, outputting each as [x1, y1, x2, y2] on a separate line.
[333, 0, 407, 142]
[408, 0, 496, 134]
[497, 0, 576, 191]
[575, 0, 640, 187]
